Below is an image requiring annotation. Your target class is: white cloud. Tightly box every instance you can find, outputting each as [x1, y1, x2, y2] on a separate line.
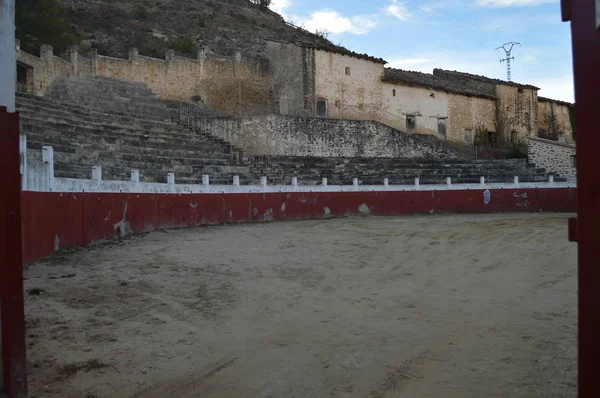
[299, 10, 377, 35]
[387, 58, 435, 70]
[531, 77, 575, 102]
[476, 0, 555, 7]
[270, 0, 292, 19]
[523, 54, 537, 64]
[385, 0, 411, 21]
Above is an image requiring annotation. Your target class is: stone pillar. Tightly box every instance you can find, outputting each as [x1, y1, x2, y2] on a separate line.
[67, 46, 79, 76]
[129, 47, 139, 61]
[42, 145, 55, 191]
[165, 49, 175, 63]
[92, 166, 102, 181]
[89, 48, 98, 74]
[40, 44, 53, 63]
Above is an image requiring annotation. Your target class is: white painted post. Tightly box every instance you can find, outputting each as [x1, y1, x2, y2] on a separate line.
[202, 174, 210, 186]
[415, 177, 420, 187]
[514, 176, 519, 184]
[92, 166, 102, 181]
[233, 175, 240, 186]
[291, 177, 298, 186]
[322, 178, 328, 186]
[353, 178, 359, 187]
[131, 169, 140, 183]
[549, 175, 554, 183]
[383, 178, 389, 187]
[20, 134, 27, 190]
[0, 0, 16, 112]
[42, 146, 55, 191]
[480, 176, 485, 185]
[446, 177, 452, 185]
[260, 176, 267, 187]
[167, 172, 175, 185]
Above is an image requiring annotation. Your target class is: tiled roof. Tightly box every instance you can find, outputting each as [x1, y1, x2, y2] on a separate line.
[433, 69, 540, 90]
[382, 68, 496, 99]
[304, 43, 387, 64]
[538, 96, 574, 107]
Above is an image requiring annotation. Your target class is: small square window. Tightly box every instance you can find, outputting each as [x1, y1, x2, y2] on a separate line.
[393, 89, 396, 97]
[345, 67, 351, 76]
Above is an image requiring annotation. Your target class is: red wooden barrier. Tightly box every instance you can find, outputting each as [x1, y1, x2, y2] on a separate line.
[21, 188, 576, 264]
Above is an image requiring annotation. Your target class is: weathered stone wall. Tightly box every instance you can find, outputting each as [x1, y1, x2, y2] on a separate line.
[528, 137, 576, 181]
[446, 93, 495, 144]
[265, 41, 315, 117]
[496, 85, 538, 139]
[314, 49, 385, 120]
[537, 99, 574, 143]
[237, 115, 462, 159]
[17, 45, 271, 115]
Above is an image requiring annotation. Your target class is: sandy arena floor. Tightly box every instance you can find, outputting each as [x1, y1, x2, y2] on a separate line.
[24, 213, 577, 398]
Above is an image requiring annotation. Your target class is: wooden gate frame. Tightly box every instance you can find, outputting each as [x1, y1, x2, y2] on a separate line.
[0, 107, 27, 397]
[562, 0, 600, 396]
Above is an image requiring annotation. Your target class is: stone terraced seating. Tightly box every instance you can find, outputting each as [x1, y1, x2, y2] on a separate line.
[251, 156, 560, 186]
[46, 75, 174, 120]
[16, 91, 258, 185]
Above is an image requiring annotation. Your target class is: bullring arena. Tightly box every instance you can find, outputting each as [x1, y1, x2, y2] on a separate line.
[25, 213, 576, 398]
[4, 65, 578, 398]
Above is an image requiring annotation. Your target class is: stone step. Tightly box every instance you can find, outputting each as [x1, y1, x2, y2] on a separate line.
[78, 74, 159, 92]
[52, 155, 249, 176]
[17, 107, 177, 133]
[53, 162, 257, 185]
[25, 137, 233, 163]
[48, 77, 157, 97]
[16, 92, 169, 122]
[20, 118, 231, 155]
[47, 85, 159, 103]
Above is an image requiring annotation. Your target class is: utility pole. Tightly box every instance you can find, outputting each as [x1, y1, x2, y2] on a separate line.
[496, 42, 521, 82]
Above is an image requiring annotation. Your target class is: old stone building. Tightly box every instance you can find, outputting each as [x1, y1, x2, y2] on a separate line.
[265, 40, 387, 120]
[17, 39, 574, 149]
[537, 97, 575, 143]
[432, 69, 540, 142]
[380, 68, 496, 142]
[265, 41, 563, 146]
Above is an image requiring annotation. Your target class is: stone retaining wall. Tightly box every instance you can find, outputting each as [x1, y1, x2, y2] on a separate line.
[528, 137, 576, 181]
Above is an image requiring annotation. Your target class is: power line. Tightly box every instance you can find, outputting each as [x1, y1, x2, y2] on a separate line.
[496, 42, 521, 81]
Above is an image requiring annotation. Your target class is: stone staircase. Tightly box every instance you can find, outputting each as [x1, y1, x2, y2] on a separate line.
[16, 89, 258, 185]
[250, 156, 560, 186]
[46, 75, 174, 121]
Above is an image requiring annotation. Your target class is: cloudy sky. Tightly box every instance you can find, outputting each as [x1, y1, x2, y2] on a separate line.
[270, 0, 574, 102]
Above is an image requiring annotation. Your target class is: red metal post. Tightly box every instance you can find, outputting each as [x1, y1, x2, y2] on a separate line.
[0, 107, 27, 397]
[562, 0, 600, 396]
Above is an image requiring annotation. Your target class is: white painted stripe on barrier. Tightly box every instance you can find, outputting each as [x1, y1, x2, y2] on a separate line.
[46, 177, 575, 194]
